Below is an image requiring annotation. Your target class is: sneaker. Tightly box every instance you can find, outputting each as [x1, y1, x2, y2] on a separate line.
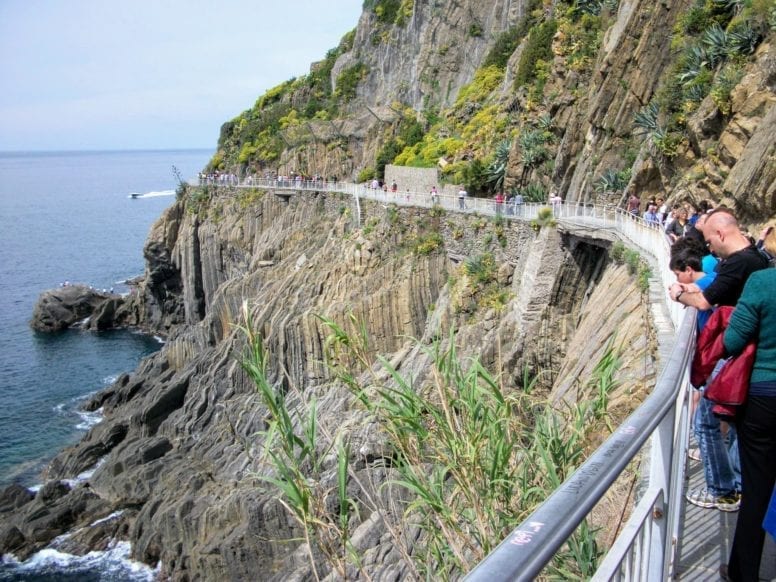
[688, 447, 701, 462]
[685, 488, 740, 512]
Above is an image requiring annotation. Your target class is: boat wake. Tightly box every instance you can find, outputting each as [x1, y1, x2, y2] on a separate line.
[128, 189, 175, 199]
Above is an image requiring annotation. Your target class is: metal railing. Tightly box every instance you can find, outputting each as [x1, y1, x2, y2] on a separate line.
[465, 312, 694, 581]
[191, 177, 693, 579]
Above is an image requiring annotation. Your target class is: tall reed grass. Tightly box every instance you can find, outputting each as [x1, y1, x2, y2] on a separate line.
[239, 304, 617, 579]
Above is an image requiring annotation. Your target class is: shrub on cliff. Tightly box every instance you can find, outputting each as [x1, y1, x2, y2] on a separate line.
[335, 62, 369, 102]
[514, 20, 558, 90]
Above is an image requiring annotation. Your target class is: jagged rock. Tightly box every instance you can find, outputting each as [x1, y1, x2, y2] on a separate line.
[55, 509, 134, 555]
[0, 525, 25, 553]
[87, 296, 124, 331]
[720, 101, 776, 222]
[0, 484, 113, 560]
[30, 284, 119, 332]
[36, 480, 71, 503]
[686, 97, 724, 156]
[0, 484, 34, 514]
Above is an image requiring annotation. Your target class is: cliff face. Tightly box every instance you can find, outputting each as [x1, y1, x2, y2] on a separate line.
[230, 0, 774, 228]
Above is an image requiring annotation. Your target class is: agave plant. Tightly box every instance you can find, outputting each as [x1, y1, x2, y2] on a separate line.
[684, 83, 710, 103]
[519, 129, 547, 151]
[535, 113, 555, 132]
[702, 24, 728, 66]
[633, 101, 659, 136]
[517, 130, 549, 186]
[574, 0, 618, 16]
[677, 46, 710, 85]
[727, 23, 761, 56]
[523, 182, 547, 203]
[486, 139, 512, 192]
[594, 169, 629, 194]
[712, 0, 745, 14]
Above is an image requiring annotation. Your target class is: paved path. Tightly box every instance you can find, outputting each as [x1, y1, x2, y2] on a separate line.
[676, 437, 776, 580]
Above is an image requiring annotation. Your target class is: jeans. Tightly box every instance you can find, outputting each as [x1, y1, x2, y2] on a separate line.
[695, 392, 740, 496]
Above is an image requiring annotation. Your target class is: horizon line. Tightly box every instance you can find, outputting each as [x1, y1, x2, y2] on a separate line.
[0, 147, 215, 156]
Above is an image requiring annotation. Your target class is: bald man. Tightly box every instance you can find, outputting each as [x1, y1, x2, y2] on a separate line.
[671, 209, 769, 513]
[670, 210, 768, 310]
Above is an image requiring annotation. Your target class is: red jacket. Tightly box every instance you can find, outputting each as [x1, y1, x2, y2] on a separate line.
[690, 306, 756, 418]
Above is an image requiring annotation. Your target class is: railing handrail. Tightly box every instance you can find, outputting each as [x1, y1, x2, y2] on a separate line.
[464, 312, 695, 580]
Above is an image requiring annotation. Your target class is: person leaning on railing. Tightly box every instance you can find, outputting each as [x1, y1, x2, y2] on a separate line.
[720, 226, 776, 582]
[670, 210, 769, 515]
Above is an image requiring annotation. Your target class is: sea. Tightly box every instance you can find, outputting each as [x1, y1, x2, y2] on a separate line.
[0, 149, 213, 580]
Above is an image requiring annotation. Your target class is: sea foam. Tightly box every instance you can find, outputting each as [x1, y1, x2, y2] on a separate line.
[2, 540, 156, 581]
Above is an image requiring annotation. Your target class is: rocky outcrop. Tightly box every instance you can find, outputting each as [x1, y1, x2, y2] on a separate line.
[0, 481, 113, 560]
[30, 285, 120, 332]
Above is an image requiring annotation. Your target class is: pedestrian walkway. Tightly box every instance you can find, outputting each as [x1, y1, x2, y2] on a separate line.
[676, 439, 776, 580]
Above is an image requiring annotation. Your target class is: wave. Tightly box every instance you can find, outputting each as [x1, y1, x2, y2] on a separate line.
[1, 540, 156, 581]
[74, 407, 103, 431]
[127, 189, 175, 199]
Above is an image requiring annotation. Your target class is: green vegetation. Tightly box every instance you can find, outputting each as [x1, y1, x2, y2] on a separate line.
[610, 244, 652, 293]
[212, 0, 769, 207]
[185, 186, 211, 215]
[374, 110, 427, 179]
[514, 20, 558, 89]
[595, 168, 631, 194]
[661, 0, 764, 127]
[410, 231, 444, 255]
[211, 27, 360, 172]
[172, 165, 189, 200]
[610, 241, 625, 262]
[632, 100, 683, 158]
[710, 62, 745, 114]
[455, 66, 505, 108]
[555, 13, 604, 75]
[335, 62, 369, 102]
[364, 0, 414, 26]
[573, 0, 619, 17]
[482, 27, 523, 70]
[522, 182, 547, 203]
[239, 306, 362, 580]
[486, 139, 512, 192]
[317, 318, 608, 577]
[531, 207, 557, 230]
[464, 252, 497, 285]
[236, 188, 265, 209]
[517, 129, 550, 187]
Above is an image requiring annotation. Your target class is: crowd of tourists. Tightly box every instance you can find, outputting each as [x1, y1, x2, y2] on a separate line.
[666, 204, 775, 581]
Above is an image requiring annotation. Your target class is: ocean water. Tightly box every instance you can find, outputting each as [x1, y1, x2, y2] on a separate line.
[0, 149, 212, 580]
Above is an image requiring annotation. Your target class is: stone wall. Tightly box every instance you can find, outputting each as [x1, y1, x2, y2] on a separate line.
[383, 164, 444, 195]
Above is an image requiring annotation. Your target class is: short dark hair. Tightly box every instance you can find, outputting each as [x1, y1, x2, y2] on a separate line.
[669, 237, 705, 272]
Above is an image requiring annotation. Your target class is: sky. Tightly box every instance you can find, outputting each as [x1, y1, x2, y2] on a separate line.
[0, 0, 364, 152]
